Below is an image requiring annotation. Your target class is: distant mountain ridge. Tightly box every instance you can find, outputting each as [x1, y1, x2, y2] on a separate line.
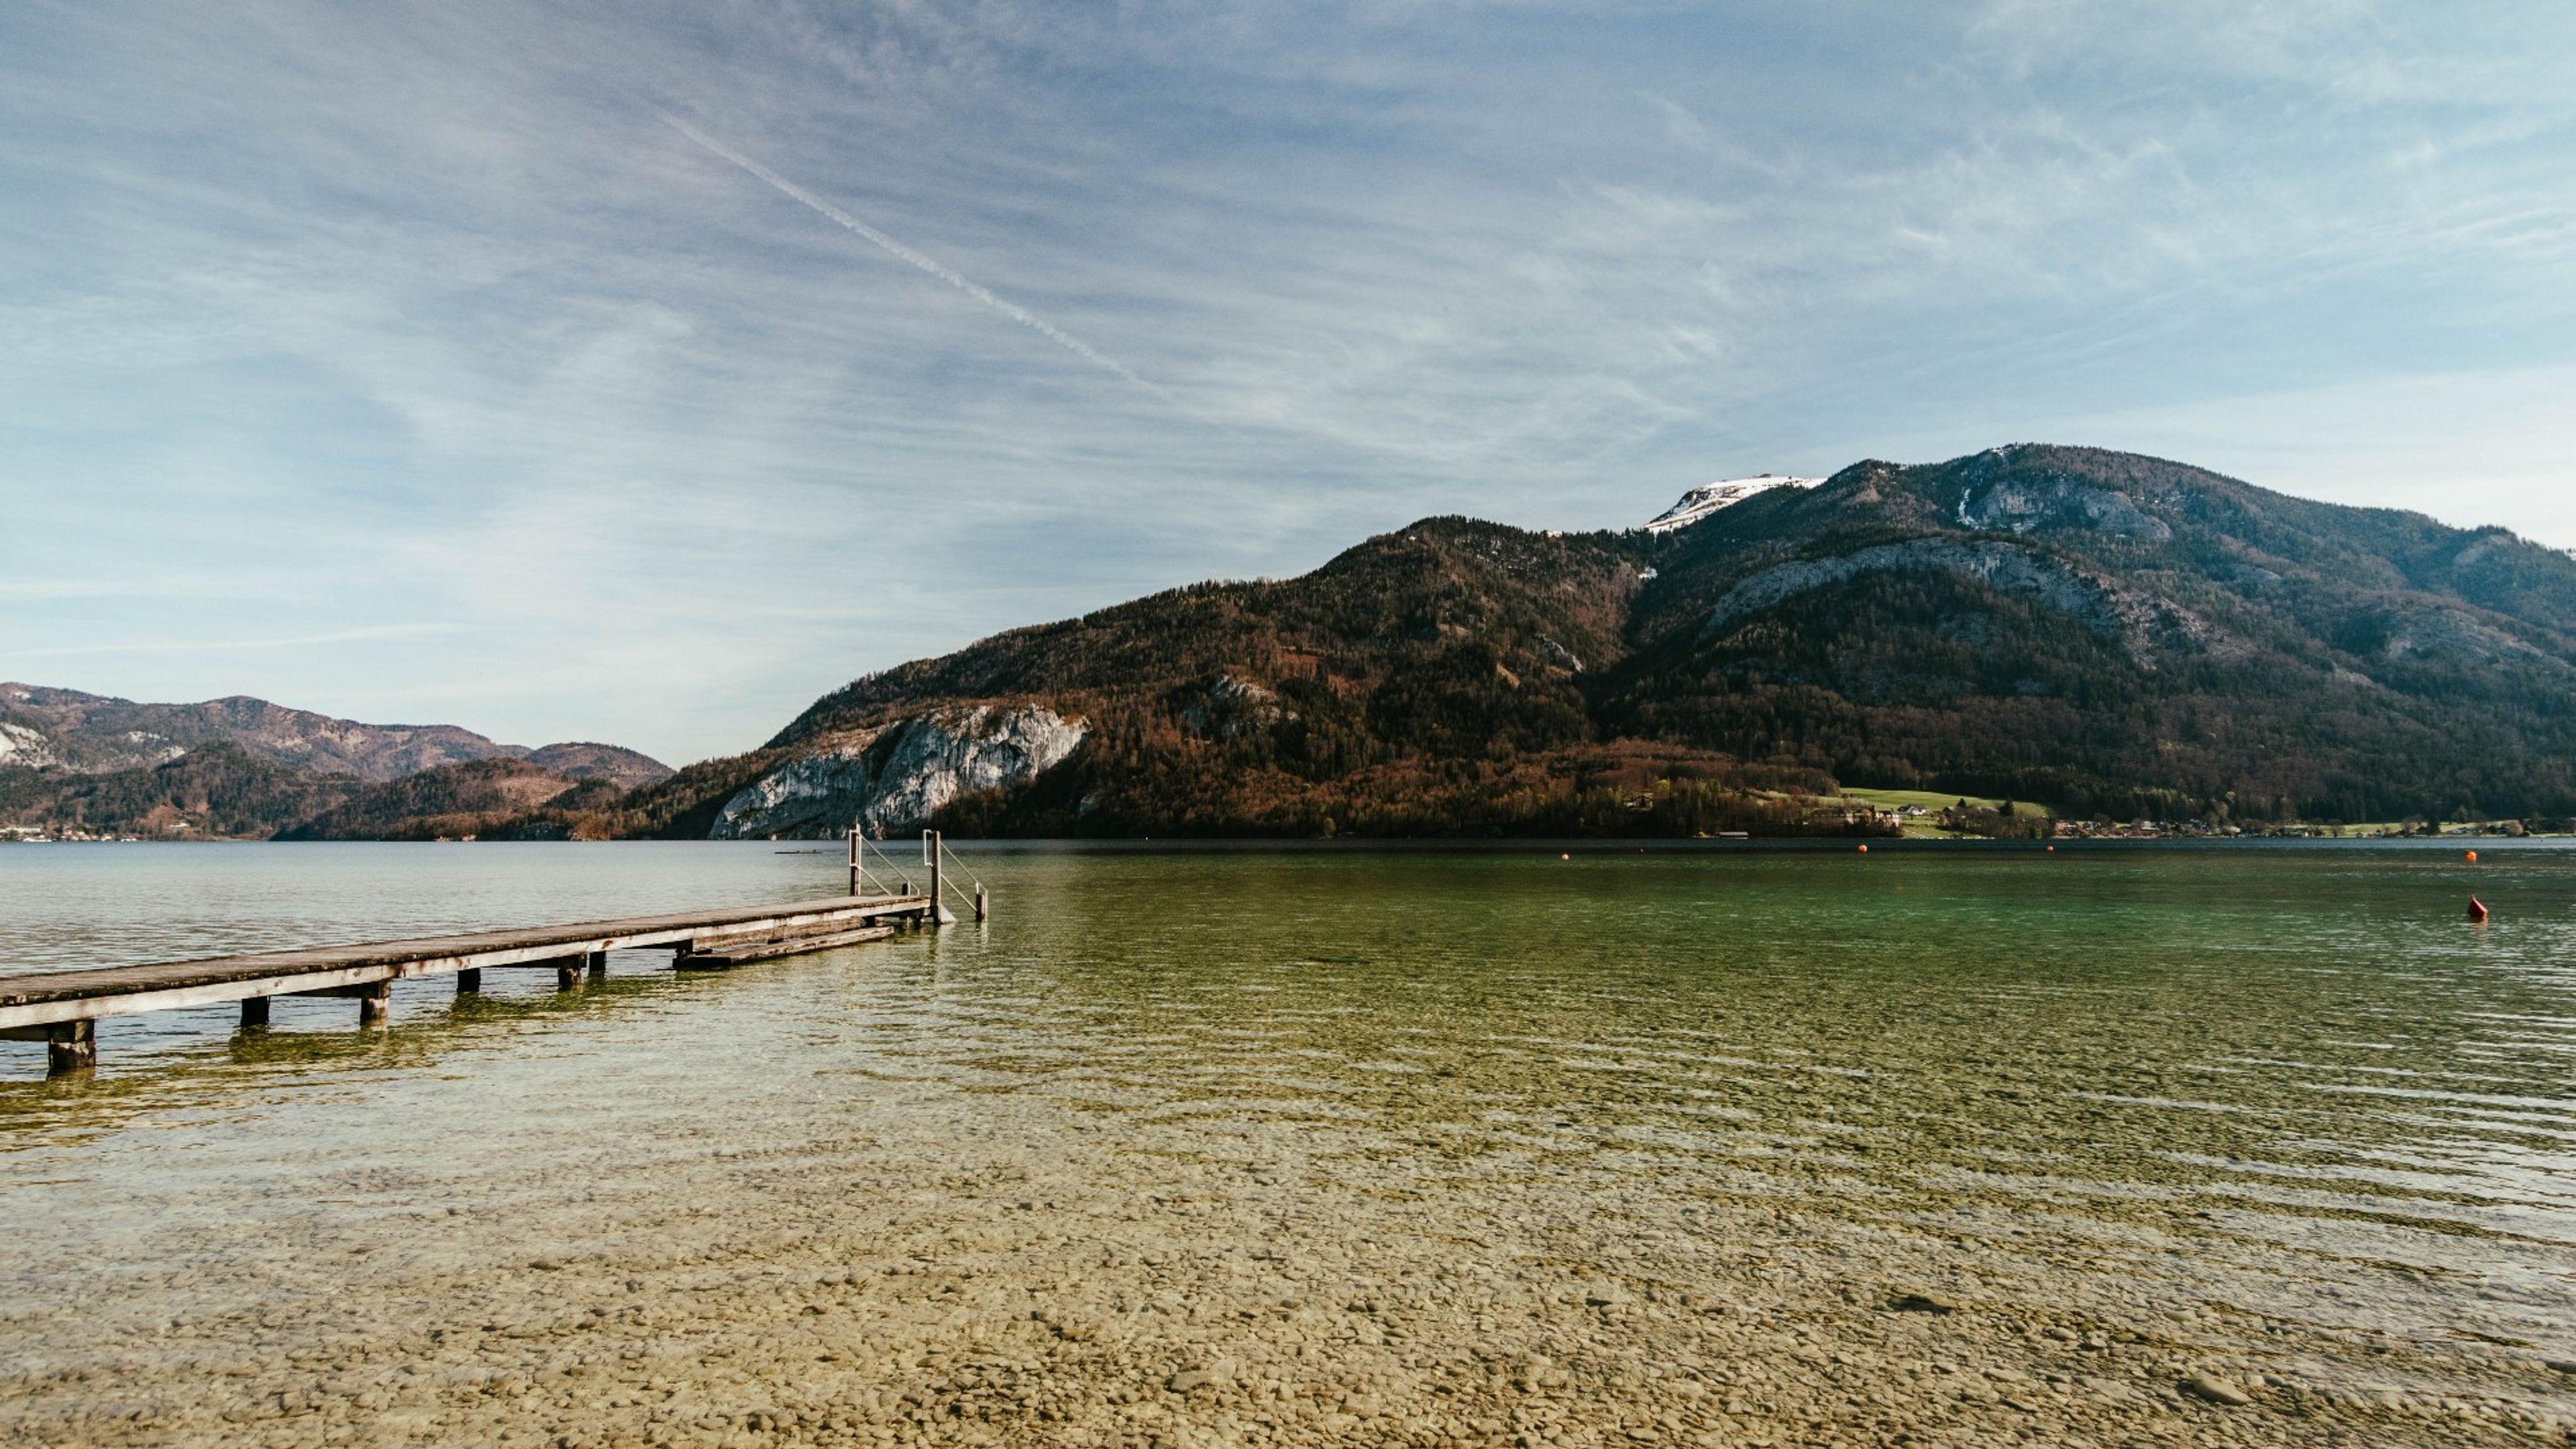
[674, 443, 2576, 839]
[0, 685, 671, 840]
[0, 683, 671, 787]
[1595, 445, 2576, 821]
[13, 443, 2576, 841]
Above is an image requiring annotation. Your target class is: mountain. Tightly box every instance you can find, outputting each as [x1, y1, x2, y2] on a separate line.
[0, 746, 643, 842]
[0, 684, 673, 839]
[0, 744, 357, 841]
[17, 443, 2574, 843]
[1599, 445, 2576, 822]
[639, 443, 2576, 839]
[0, 684, 672, 786]
[519, 742, 678, 790]
[277, 759, 621, 841]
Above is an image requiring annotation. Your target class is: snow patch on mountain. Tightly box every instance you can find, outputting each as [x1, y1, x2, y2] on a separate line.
[1642, 476, 1820, 534]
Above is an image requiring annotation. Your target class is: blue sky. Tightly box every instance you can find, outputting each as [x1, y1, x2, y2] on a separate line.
[3, 1, 2571, 763]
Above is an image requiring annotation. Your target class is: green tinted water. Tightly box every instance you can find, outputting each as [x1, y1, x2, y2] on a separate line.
[1, 843, 2569, 1444]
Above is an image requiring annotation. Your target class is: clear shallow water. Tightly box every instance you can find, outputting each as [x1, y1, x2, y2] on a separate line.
[1, 842, 2571, 1446]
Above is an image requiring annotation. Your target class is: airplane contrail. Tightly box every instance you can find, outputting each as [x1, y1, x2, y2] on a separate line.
[665, 115, 1163, 395]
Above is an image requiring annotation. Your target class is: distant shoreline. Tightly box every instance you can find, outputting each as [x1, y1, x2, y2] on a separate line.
[4, 834, 2564, 853]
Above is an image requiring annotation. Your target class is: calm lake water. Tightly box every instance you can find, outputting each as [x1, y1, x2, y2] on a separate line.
[1, 841, 2571, 1447]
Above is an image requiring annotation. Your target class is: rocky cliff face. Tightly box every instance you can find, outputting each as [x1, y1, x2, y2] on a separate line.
[1177, 676, 1287, 741]
[0, 720, 58, 769]
[710, 706, 1085, 840]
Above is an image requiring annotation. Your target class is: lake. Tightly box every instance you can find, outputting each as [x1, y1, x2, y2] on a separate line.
[2, 841, 2571, 1446]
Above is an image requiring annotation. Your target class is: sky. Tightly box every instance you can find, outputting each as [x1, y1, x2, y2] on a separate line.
[3, 1, 2572, 764]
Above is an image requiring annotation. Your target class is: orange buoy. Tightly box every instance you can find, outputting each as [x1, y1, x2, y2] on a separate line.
[1857, 844, 1870, 853]
[1560, 853, 1570, 860]
[2046, 845, 2056, 853]
[2466, 850, 2479, 863]
[2469, 895, 2490, 922]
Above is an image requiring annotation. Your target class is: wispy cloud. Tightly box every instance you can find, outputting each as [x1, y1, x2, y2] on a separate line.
[661, 115, 1167, 398]
[3, 0, 2571, 759]
[1, 625, 466, 660]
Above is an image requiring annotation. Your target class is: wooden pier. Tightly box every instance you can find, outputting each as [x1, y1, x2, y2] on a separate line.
[0, 891, 934, 1077]
[2, 830, 988, 1078]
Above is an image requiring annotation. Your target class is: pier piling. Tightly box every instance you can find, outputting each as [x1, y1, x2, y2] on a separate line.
[299, 980, 392, 1026]
[927, 831, 943, 930]
[51, 1021, 95, 1073]
[1, 890, 937, 1077]
[2, 1020, 98, 1075]
[4, 1020, 100, 1075]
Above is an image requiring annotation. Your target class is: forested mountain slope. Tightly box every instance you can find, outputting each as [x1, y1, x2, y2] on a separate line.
[665, 443, 2576, 837]
[0, 686, 669, 839]
[0, 683, 670, 786]
[15, 445, 2569, 841]
[743, 521, 1822, 837]
[1603, 445, 2576, 820]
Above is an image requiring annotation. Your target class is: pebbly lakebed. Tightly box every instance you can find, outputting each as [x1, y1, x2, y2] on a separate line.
[1, 840, 2571, 1446]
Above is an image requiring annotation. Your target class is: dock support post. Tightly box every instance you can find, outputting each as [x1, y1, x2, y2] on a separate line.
[456, 968, 480, 994]
[586, 951, 608, 981]
[848, 827, 862, 897]
[240, 996, 271, 1029]
[555, 957, 581, 991]
[926, 830, 943, 930]
[48, 1020, 95, 1076]
[356, 981, 390, 1028]
[5, 1021, 99, 1075]
[975, 883, 988, 922]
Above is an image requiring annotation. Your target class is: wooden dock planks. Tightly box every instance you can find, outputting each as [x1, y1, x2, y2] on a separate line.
[0, 893, 932, 1036]
[676, 922, 900, 970]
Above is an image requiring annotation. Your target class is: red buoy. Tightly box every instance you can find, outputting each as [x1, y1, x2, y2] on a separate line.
[2466, 850, 2479, 863]
[1857, 843, 1869, 853]
[2469, 895, 2491, 922]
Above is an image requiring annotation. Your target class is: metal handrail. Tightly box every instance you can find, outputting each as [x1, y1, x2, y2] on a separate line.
[847, 826, 986, 921]
[925, 830, 988, 921]
[868, 833, 915, 894]
[846, 827, 917, 898]
[936, 861, 979, 915]
[935, 837, 981, 897]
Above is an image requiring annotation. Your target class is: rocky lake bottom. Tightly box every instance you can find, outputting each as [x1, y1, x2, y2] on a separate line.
[1, 842, 2570, 1447]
